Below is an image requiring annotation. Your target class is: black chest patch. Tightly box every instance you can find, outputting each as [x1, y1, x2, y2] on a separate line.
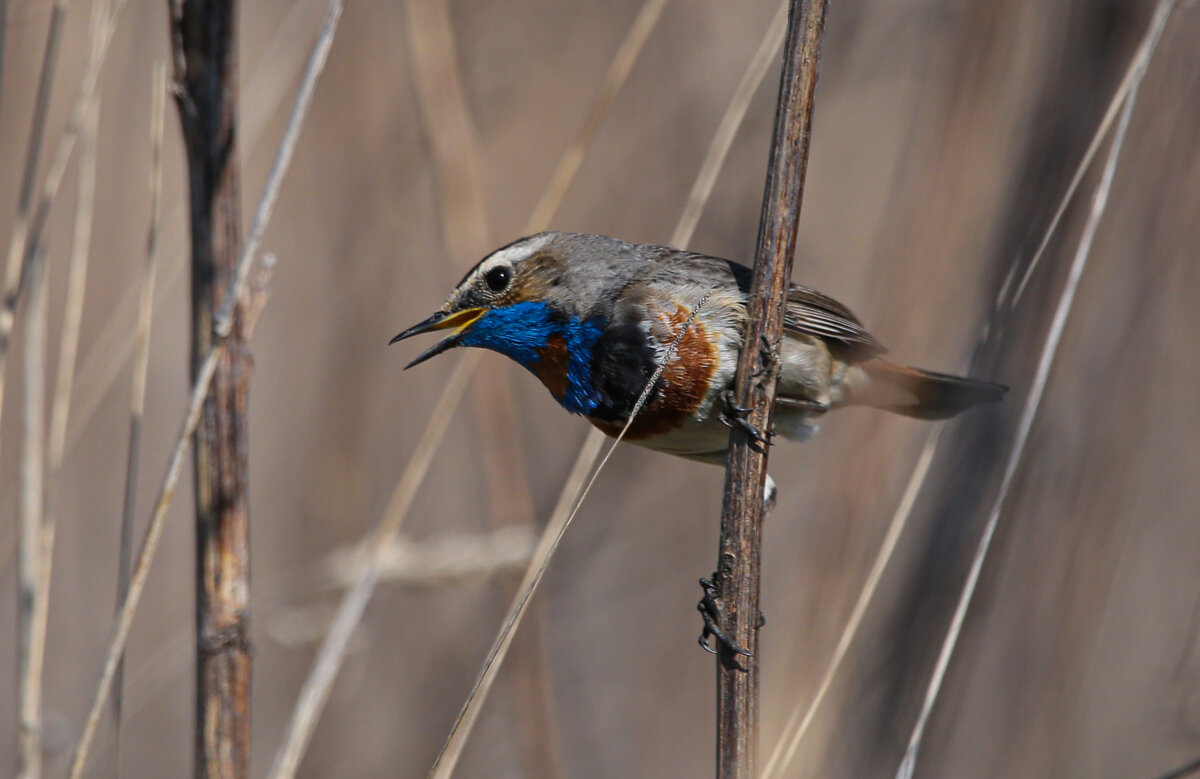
[586, 320, 659, 422]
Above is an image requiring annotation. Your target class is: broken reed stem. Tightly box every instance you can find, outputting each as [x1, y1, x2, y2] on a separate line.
[714, 1, 827, 776]
[114, 61, 168, 758]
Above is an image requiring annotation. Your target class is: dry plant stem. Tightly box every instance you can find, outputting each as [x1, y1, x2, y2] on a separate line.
[65, 3, 344, 776]
[25, 77, 100, 779]
[895, 55, 1146, 779]
[114, 62, 168, 754]
[17, 7, 90, 774]
[67, 348, 217, 779]
[18, 254, 47, 779]
[45, 14, 102, 633]
[0, 4, 305, 571]
[265, 2, 667, 773]
[169, 1, 253, 775]
[35, 9, 105, 766]
[0, 0, 66, 471]
[18, 0, 128, 278]
[764, 4, 1179, 772]
[714, 1, 827, 776]
[1005, 0, 1179, 310]
[0, 0, 129, 455]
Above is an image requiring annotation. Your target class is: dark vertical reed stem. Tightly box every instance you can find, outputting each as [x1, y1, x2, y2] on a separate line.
[714, 1, 828, 776]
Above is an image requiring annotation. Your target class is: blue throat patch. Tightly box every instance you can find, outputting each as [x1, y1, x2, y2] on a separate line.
[458, 301, 604, 415]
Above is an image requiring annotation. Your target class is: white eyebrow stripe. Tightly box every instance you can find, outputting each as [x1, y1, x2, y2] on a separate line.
[475, 234, 553, 278]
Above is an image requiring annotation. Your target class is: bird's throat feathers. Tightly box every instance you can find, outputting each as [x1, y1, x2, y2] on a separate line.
[459, 301, 604, 414]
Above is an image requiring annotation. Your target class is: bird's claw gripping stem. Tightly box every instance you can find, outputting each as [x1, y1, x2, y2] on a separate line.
[719, 389, 774, 450]
[697, 576, 752, 665]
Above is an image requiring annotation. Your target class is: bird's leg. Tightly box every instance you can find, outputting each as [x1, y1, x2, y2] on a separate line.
[753, 333, 781, 378]
[697, 575, 752, 665]
[719, 389, 775, 450]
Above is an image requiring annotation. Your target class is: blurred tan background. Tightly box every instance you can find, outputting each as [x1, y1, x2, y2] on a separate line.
[1, 0, 1199, 776]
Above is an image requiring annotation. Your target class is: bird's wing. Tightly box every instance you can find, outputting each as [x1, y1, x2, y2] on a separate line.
[639, 246, 887, 358]
[784, 285, 887, 357]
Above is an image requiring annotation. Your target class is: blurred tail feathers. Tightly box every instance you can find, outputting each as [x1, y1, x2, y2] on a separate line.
[855, 361, 1007, 420]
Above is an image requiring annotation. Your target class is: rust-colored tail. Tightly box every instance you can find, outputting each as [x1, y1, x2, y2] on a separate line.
[855, 360, 1007, 420]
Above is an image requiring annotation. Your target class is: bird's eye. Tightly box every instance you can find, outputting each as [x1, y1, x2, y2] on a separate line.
[484, 265, 511, 293]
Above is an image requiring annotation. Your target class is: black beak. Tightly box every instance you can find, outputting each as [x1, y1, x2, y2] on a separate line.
[390, 307, 486, 369]
[389, 311, 448, 345]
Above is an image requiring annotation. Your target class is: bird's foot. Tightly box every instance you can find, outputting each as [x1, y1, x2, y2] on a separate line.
[719, 390, 775, 450]
[697, 576, 752, 667]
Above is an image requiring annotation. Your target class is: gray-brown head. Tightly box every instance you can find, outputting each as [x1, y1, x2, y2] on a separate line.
[390, 231, 646, 368]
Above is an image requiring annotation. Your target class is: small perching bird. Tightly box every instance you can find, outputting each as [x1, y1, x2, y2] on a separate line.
[393, 231, 1006, 463]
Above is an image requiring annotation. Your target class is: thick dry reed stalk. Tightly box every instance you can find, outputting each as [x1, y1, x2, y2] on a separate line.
[65, 3, 344, 775]
[168, 0, 255, 773]
[895, 25, 1153, 779]
[762, 5, 1178, 774]
[713, 1, 827, 776]
[113, 62, 168, 760]
[264, 3, 670, 774]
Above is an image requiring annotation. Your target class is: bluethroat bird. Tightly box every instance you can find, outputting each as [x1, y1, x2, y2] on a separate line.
[394, 231, 1007, 658]
[392, 231, 1006, 465]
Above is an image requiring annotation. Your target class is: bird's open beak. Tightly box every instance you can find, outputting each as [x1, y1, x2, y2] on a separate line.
[389, 307, 486, 369]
